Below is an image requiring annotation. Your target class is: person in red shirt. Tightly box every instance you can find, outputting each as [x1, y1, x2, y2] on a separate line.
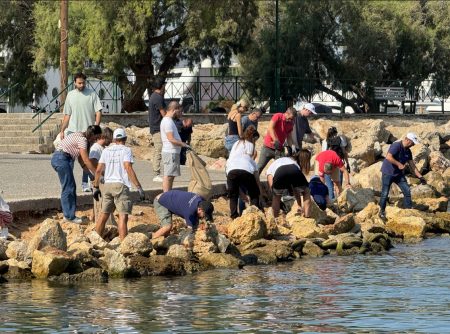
[314, 150, 351, 197]
[257, 107, 296, 173]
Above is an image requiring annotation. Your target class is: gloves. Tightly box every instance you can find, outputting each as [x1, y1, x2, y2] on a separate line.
[346, 164, 351, 173]
[137, 186, 145, 201]
[419, 177, 427, 185]
[273, 140, 281, 151]
[93, 187, 101, 201]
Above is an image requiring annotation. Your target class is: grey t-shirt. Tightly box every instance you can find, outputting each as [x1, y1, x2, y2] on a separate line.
[64, 87, 102, 133]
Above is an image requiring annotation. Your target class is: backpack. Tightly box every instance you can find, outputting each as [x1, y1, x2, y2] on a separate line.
[327, 136, 345, 160]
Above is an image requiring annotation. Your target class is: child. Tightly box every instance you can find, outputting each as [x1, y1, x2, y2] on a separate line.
[309, 175, 331, 211]
[89, 127, 114, 224]
[0, 194, 12, 239]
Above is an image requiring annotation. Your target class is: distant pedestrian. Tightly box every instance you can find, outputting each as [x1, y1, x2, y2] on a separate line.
[59, 72, 103, 192]
[314, 150, 351, 198]
[293, 103, 317, 150]
[174, 107, 193, 165]
[161, 101, 189, 192]
[321, 126, 350, 199]
[241, 108, 262, 132]
[266, 152, 311, 218]
[152, 190, 214, 239]
[148, 77, 166, 182]
[257, 107, 296, 173]
[379, 133, 426, 220]
[224, 99, 249, 153]
[52, 125, 102, 223]
[93, 128, 145, 240]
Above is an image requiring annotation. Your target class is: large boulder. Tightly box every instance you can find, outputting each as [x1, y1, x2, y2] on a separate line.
[86, 231, 108, 250]
[49, 268, 108, 282]
[31, 247, 71, 279]
[28, 219, 67, 252]
[227, 209, 267, 245]
[337, 188, 376, 213]
[100, 248, 130, 278]
[167, 245, 191, 260]
[190, 123, 228, 158]
[410, 144, 430, 173]
[290, 216, 328, 239]
[302, 241, 325, 257]
[128, 255, 186, 276]
[6, 240, 31, 263]
[240, 239, 293, 264]
[352, 162, 389, 195]
[118, 233, 152, 257]
[413, 197, 449, 212]
[347, 137, 376, 169]
[429, 151, 450, 173]
[386, 216, 426, 239]
[355, 203, 388, 234]
[323, 214, 355, 235]
[0, 239, 8, 261]
[199, 253, 244, 269]
[3, 259, 34, 279]
[410, 184, 439, 199]
[286, 200, 334, 225]
[425, 171, 449, 196]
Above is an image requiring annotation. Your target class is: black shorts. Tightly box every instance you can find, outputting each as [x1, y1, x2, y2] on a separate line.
[273, 164, 308, 194]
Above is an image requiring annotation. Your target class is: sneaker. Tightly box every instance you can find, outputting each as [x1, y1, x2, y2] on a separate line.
[64, 216, 83, 224]
[82, 182, 91, 192]
[152, 175, 163, 182]
[379, 211, 387, 221]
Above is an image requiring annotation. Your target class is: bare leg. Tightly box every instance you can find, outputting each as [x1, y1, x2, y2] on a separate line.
[163, 176, 175, 192]
[117, 213, 128, 240]
[272, 194, 282, 217]
[95, 212, 110, 238]
[152, 224, 173, 239]
[302, 189, 312, 218]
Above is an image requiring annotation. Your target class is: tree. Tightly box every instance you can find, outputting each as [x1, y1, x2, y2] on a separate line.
[0, 0, 47, 107]
[33, 0, 257, 112]
[239, 0, 450, 112]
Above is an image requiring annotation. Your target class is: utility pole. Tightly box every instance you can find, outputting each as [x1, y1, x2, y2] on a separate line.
[275, 0, 281, 112]
[59, 0, 68, 106]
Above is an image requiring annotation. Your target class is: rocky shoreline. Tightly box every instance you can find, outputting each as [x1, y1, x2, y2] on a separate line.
[1, 117, 449, 283]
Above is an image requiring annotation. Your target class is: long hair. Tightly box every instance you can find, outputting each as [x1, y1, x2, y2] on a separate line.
[295, 148, 311, 174]
[326, 126, 338, 141]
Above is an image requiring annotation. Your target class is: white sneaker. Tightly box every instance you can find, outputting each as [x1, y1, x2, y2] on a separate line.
[82, 182, 91, 192]
[65, 216, 83, 224]
[152, 175, 163, 182]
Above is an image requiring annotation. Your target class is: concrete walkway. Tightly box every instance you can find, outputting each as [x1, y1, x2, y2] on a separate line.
[0, 153, 228, 212]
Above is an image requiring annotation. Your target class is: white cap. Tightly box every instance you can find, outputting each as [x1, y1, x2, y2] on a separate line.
[406, 132, 419, 145]
[303, 103, 317, 114]
[113, 128, 127, 139]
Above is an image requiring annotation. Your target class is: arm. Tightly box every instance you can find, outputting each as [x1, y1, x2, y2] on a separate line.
[93, 163, 105, 188]
[267, 174, 274, 189]
[79, 149, 97, 175]
[159, 107, 166, 118]
[287, 131, 294, 146]
[59, 115, 71, 139]
[386, 152, 406, 170]
[95, 111, 102, 125]
[407, 159, 423, 178]
[124, 162, 142, 188]
[166, 131, 187, 147]
[268, 119, 278, 143]
[339, 165, 351, 188]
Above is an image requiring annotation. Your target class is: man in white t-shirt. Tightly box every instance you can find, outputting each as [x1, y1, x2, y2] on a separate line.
[160, 101, 189, 192]
[93, 128, 145, 240]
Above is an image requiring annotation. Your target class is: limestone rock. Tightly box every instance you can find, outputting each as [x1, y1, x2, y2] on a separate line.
[386, 216, 426, 239]
[290, 216, 328, 239]
[108, 237, 121, 250]
[4, 259, 33, 279]
[323, 214, 355, 235]
[410, 144, 430, 173]
[128, 255, 186, 276]
[429, 151, 450, 173]
[337, 188, 375, 213]
[355, 203, 387, 234]
[352, 162, 388, 195]
[128, 222, 159, 236]
[100, 248, 130, 278]
[199, 253, 244, 269]
[227, 210, 267, 245]
[86, 231, 108, 250]
[0, 239, 8, 261]
[28, 219, 67, 252]
[6, 240, 31, 262]
[425, 171, 450, 196]
[31, 247, 71, 279]
[216, 233, 231, 253]
[193, 228, 219, 256]
[348, 137, 376, 169]
[302, 241, 325, 257]
[49, 268, 108, 282]
[119, 233, 152, 257]
[167, 245, 191, 260]
[413, 197, 449, 212]
[431, 212, 450, 233]
[287, 201, 334, 225]
[240, 239, 293, 264]
[410, 184, 439, 199]
[329, 233, 363, 251]
[191, 123, 228, 158]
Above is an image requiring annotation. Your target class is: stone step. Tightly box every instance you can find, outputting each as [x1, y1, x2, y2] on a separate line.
[0, 144, 46, 154]
[0, 129, 55, 137]
[0, 125, 59, 131]
[0, 113, 63, 119]
[0, 118, 61, 125]
[0, 137, 51, 145]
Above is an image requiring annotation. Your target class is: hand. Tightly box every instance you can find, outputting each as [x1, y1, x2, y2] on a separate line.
[346, 164, 351, 173]
[398, 163, 406, 170]
[59, 131, 65, 140]
[419, 177, 427, 185]
[93, 187, 101, 201]
[184, 144, 192, 150]
[137, 186, 145, 201]
[345, 183, 352, 189]
[273, 140, 281, 151]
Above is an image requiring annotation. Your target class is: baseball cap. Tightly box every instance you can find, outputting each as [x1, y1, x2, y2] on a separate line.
[406, 132, 419, 145]
[303, 103, 317, 114]
[198, 200, 214, 222]
[113, 128, 127, 139]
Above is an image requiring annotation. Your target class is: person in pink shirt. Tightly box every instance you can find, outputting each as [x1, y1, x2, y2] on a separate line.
[257, 107, 296, 173]
[314, 150, 351, 197]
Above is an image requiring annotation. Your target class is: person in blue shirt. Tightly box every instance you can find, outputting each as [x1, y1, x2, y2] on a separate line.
[379, 132, 426, 220]
[309, 175, 330, 211]
[152, 190, 214, 238]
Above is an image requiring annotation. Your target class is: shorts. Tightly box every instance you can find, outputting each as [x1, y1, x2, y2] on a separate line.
[314, 161, 340, 182]
[101, 182, 132, 214]
[272, 164, 309, 195]
[154, 198, 172, 227]
[162, 152, 181, 177]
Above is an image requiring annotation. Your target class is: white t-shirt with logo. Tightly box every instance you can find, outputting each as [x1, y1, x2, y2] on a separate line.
[99, 144, 134, 188]
[160, 117, 181, 154]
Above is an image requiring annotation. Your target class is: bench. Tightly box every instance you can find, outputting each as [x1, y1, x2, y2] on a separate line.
[374, 87, 416, 114]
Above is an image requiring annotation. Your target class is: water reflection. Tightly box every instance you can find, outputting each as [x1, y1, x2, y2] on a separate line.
[1, 238, 450, 333]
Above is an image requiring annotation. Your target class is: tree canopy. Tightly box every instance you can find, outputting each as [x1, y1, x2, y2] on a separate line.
[33, 0, 257, 112]
[239, 0, 450, 112]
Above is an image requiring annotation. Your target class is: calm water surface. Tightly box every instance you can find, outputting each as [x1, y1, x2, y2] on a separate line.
[2, 237, 450, 333]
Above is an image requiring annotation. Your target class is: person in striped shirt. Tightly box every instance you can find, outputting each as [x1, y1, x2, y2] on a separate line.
[51, 125, 102, 223]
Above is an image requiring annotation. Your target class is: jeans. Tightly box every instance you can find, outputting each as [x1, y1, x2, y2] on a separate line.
[224, 135, 240, 154]
[51, 151, 77, 220]
[82, 170, 94, 184]
[324, 171, 343, 200]
[379, 173, 412, 213]
[257, 145, 277, 174]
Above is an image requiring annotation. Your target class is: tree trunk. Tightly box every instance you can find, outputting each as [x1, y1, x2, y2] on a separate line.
[118, 72, 151, 113]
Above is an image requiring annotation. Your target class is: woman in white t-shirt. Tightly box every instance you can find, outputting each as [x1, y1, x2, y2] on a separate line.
[266, 149, 312, 218]
[226, 125, 261, 218]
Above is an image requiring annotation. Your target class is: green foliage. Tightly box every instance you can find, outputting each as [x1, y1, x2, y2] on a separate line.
[33, 0, 257, 111]
[0, 0, 47, 106]
[239, 0, 450, 111]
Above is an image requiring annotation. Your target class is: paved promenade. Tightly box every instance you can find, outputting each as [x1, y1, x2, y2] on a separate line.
[0, 153, 227, 212]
